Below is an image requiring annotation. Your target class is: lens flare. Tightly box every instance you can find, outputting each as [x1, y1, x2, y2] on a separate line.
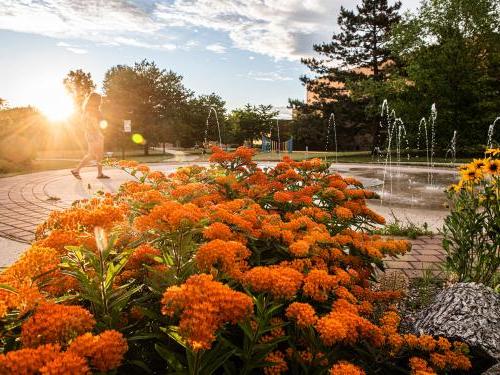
[99, 120, 108, 130]
[132, 133, 145, 145]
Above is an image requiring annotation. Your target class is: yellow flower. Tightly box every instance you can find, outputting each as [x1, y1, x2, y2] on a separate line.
[472, 159, 487, 169]
[460, 166, 482, 184]
[482, 159, 500, 176]
[485, 148, 500, 157]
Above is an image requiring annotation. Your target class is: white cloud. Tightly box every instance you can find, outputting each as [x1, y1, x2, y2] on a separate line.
[0, 0, 167, 49]
[206, 43, 226, 54]
[0, 0, 420, 60]
[56, 41, 88, 54]
[66, 47, 88, 54]
[154, 0, 364, 60]
[249, 56, 255, 60]
[246, 71, 293, 82]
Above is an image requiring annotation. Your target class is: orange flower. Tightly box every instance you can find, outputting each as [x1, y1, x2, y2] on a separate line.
[195, 239, 251, 278]
[334, 207, 354, 220]
[0, 344, 61, 374]
[126, 244, 161, 271]
[408, 357, 436, 375]
[203, 222, 234, 241]
[161, 274, 253, 351]
[69, 330, 128, 372]
[39, 352, 90, 375]
[134, 201, 203, 232]
[302, 269, 337, 302]
[21, 304, 95, 347]
[242, 266, 304, 299]
[273, 191, 293, 203]
[264, 351, 288, 375]
[330, 361, 366, 375]
[285, 302, 317, 327]
[289, 240, 310, 257]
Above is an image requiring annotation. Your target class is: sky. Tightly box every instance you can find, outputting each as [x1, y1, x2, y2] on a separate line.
[0, 0, 420, 116]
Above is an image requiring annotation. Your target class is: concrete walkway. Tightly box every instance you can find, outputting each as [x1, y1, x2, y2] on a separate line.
[0, 164, 449, 276]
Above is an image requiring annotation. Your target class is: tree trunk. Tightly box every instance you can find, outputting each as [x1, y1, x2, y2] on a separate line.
[143, 142, 149, 156]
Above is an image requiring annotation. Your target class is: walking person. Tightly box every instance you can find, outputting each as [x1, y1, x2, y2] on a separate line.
[71, 93, 110, 180]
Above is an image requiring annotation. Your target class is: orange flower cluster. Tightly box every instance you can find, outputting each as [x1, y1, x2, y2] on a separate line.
[134, 200, 203, 233]
[0, 246, 63, 317]
[195, 239, 251, 278]
[68, 330, 128, 372]
[36, 198, 125, 237]
[161, 274, 253, 351]
[315, 299, 381, 346]
[21, 304, 96, 347]
[0, 344, 61, 375]
[285, 302, 317, 327]
[242, 266, 304, 299]
[0, 330, 126, 374]
[330, 361, 366, 375]
[264, 351, 288, 375]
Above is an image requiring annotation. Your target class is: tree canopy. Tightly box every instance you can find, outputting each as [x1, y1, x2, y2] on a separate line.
[102, 60, 193, 154]
[387, 0, 500, 148]
[63, 69, 96, 111]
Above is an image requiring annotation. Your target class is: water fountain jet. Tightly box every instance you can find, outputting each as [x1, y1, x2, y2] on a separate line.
[204, 106, 222, 148]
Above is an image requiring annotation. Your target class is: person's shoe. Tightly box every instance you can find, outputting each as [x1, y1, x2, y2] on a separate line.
[97, 174, 110, 179]
[71, 170, 82, 180]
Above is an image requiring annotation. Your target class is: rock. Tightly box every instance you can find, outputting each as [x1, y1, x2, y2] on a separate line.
[412, 282, 500, 361]
[483, 362, 500, 375]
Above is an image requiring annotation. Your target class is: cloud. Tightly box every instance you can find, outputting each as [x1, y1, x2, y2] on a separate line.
[154, 0, 363, 60]
[66, 47, 88, 54]
[0, 0, 168, 49]
[206, 43, 226, 54]
[0, 0, 419, 60]
[245, 71, 293, 82]
[56, 41, 88, 54]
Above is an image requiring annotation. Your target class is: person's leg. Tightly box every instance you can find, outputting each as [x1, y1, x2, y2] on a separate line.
[71, 142, 96, 178]
[95, 137, 109, 178]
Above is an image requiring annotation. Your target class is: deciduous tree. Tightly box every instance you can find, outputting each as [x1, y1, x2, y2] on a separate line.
[63, 69, 96, 111]
[102, 60, 193, 154]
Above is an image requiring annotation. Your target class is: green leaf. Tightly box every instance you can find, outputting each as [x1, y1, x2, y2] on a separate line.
[155, 343, 186, 373]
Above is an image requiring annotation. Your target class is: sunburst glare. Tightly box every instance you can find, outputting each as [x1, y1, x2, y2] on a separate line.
[37, 87, 74, 122]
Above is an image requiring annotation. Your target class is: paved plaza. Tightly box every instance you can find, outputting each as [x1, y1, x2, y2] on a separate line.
[0, 164, 449, 275]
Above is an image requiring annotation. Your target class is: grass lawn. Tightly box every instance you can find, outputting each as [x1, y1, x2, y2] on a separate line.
[0, 151, 175, 178]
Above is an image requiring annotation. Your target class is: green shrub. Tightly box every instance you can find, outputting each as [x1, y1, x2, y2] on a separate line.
[443, 151, 500, 287]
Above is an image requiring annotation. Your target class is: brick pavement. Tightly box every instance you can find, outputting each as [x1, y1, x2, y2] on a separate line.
[0, 169, 73, 243]
[383, 236, 447, 278]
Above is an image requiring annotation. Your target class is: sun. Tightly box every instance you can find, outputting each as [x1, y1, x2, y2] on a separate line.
[37, 88, 75, 122]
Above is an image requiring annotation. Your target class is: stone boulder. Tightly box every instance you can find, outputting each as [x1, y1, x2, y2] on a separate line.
[412, 282, 500, 363]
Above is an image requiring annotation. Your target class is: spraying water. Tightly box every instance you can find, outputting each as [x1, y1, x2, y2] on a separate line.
[416, 104, 438, 185]
[204, 106, 222, 148]
[486, 117, 500, 150]
[445, 130, 457, 165]
[379, 100, 410, 202]
[325, 113, 338, 163]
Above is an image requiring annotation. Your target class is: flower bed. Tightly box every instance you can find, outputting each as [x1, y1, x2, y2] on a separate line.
[0, 147, 472, 374]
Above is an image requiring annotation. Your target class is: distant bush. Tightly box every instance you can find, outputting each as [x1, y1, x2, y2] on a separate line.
[0, 159, 23, 174]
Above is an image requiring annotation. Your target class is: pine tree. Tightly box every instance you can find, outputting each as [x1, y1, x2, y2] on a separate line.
[295, 0, 402, 151]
